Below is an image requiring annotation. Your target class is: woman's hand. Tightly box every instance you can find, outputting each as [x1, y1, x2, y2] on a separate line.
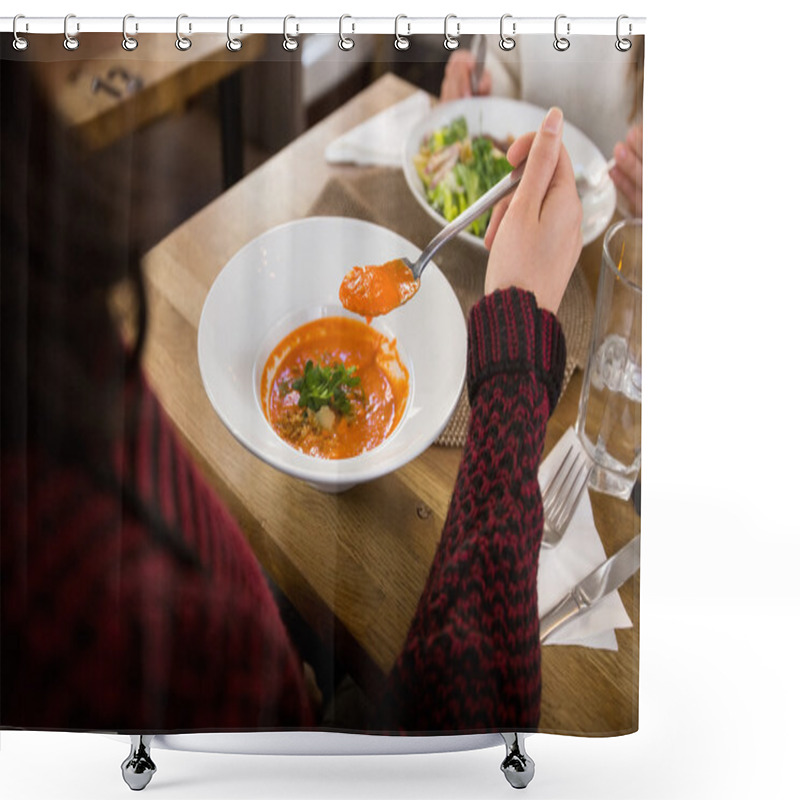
[483, 107, 583, 313]
[610, 124, 643, 217]
[440, 51, 491, 102]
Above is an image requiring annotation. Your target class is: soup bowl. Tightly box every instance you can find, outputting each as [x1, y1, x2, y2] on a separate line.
[198, 217, 467, 492]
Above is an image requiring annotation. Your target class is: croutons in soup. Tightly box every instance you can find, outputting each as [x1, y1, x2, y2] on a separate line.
[261, 317, 409, 459]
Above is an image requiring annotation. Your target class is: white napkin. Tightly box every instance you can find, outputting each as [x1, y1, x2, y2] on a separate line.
[537, 427, 634, 650]
[324, 91, 432, 167]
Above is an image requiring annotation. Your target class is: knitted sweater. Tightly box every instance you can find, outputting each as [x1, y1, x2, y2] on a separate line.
[0, 387, 316, 732]
[379, 288, 566, 733]
[0, 287, 565, 733]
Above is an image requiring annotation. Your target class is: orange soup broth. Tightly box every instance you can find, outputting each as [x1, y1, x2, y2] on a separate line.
[339, 259, 419, 321]
[261, 317, 410, 459]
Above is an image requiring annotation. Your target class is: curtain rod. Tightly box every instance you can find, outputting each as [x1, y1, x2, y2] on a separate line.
[1, 15, 646, 37]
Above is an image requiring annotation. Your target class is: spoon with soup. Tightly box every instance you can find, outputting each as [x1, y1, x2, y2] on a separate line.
[340, 158, 527, 320]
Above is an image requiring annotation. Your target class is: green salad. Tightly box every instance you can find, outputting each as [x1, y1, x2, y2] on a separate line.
[413, 116, 513, 238]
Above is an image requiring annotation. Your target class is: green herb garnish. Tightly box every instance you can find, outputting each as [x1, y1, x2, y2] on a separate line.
[292, 360, 361, 416]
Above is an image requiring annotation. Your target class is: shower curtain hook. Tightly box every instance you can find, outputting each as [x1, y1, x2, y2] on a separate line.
[394, 15, 411, 51]
[443, 14, 460, 51]
[12, 15, 29, 51]
[176, 14, 192, 51]
[339, 15, 355, 51]
[283, 15, 298, 51]
[226, 15, 243, 52]
[122, 14, 139, 51]
[615, 15, 632, 51]
[499, 14, 516, 51]
[553, 14, 570, 51]
[63, 13, 80, 51]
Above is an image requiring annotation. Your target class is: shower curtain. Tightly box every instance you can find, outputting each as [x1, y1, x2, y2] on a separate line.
[0, 14, 644, 791]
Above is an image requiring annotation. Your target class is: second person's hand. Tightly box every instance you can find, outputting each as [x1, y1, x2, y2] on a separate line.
[440, 51, 492, 102]
[610, 124, 643, 217]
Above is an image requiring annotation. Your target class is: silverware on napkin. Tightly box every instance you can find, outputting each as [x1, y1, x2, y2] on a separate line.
[539, 534, 640, 643]
[470, 34, 487, 95]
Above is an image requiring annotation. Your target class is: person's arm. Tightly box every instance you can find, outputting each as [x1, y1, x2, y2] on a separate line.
[0, 395, 317, 732]
[378, 288, 565, 732]
[118, 379, 317, 730]
[378, 108, 582, 732]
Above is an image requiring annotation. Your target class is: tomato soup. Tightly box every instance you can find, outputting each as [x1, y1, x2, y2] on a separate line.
[339, 259, 419, 320]
[261, 317, 409, 459]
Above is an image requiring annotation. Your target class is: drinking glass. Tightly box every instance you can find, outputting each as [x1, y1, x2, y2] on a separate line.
[576, 218, 642, 500]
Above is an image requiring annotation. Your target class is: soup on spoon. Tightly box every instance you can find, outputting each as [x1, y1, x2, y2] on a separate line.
[339, 156, 526, 320]
[339, 259, 419, 321]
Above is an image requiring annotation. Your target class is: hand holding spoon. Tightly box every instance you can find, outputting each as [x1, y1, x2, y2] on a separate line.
[340, 159, 525, 320]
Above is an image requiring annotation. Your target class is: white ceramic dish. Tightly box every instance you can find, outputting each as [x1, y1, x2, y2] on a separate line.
[197, 217, 467, 492]
[402, 97, 616, 247]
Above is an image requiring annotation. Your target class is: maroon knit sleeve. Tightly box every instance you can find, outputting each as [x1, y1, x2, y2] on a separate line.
[467, 287, 567, 416]
[109, 379, 317, 731]
[378, 288, 566, 733]
[0, 376, 315, 732]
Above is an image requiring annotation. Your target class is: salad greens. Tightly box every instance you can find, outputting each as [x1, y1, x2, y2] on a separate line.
[429, 116, 468, 149]
[414, 116, 513, 238]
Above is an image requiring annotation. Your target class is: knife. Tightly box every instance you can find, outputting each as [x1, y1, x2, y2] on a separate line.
[539, 534, 640, 643]
[470, 34, 487, 96]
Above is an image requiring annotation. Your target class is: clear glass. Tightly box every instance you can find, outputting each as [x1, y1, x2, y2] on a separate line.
[576, 218, 642, 500]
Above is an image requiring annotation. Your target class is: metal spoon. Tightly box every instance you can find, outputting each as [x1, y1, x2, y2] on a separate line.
[339, 160, 524, 319]
[405, 159, 525, 281]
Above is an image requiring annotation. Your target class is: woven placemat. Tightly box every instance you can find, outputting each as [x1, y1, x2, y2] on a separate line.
[309, 168, 593, 447]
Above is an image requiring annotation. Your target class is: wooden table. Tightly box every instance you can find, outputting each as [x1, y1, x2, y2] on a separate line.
[31, 33, 265, 185]
[142, 72, 639, 736]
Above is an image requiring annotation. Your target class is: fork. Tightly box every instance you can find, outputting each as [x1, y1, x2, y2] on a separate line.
[541, 444, 592, 548]
[470, 34, 487, 95]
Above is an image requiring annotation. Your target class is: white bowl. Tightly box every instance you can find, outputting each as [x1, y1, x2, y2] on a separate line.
[402, 97, 616, 247]
[197, 217, 467, 493]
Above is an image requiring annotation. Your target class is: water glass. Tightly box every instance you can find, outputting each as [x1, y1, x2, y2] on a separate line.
[576, 218, 642, 500]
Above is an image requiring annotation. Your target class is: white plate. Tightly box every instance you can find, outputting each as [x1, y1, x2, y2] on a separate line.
[197, 217, 467, 492]
[402, 97, 616, 247]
